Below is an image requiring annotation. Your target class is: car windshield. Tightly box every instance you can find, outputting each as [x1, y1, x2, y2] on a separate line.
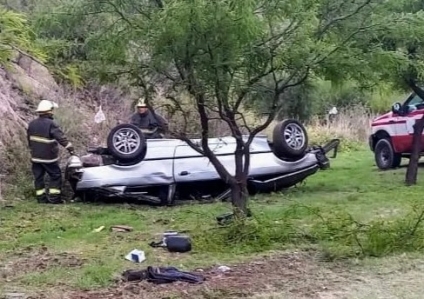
[407, 94, 424, 108]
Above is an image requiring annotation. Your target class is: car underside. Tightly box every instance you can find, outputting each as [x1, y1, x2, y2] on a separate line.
[65, 119, 340, 206]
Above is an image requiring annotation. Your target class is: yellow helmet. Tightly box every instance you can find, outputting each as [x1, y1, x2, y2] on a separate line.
[36, 100, 59, 113]
[136, 98, 147, 108]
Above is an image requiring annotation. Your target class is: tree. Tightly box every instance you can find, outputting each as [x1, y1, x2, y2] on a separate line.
[0, 4, 46, 65]
[383, 4, 424, 186]
[50, 0, 388, 216]
[347, 0, 424, 185]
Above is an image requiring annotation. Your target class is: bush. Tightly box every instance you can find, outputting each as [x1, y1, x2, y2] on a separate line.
[310, 202, 424, 259]
[0, 134, 34, 200]
[193, 202, 424, 260]
[193, 215, 300, 254]
[306, 104, 374, 152]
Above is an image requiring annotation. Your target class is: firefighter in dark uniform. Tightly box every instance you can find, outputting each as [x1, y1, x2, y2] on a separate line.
[27, 100, 75, 204]
[130, 98, 169, 139]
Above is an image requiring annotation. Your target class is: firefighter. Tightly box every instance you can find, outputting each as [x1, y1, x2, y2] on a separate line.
[130, 98, 169, 139]
[27, 99, 75, 204]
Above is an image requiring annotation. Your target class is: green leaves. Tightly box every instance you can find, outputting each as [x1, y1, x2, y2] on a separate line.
[35, 0, 405, 119]
[0, 5, 46, 65]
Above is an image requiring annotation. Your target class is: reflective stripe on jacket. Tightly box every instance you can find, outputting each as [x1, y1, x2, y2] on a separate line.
[27, 115, 72, 163]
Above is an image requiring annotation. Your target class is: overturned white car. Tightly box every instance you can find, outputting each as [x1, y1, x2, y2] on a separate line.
[65, 119, 340, 205]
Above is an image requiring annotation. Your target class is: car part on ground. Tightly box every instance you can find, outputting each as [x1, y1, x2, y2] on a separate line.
[66, 119, 340, 206]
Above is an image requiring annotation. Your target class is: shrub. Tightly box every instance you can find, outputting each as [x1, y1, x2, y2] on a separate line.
[193, 202, 424, 260]
[310, 202, 424, 259]
[306, 104, 375, 152]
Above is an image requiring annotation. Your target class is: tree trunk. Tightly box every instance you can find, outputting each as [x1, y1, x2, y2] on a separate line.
[405, 114, 424, 185]
[405, 79, 424, 185]
[230, 180, 249, 217]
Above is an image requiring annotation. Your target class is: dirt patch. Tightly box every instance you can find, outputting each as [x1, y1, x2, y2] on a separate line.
[1, 246, 86, 282]
[4, 251, 424, 299]
[46, 251, 352, 299]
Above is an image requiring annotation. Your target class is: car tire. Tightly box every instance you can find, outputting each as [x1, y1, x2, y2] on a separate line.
[374, 138, 401, 170]
[107, 123, 147, 163]
[272, 119, 309, 159]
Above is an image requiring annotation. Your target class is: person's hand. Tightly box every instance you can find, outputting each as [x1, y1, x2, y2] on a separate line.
[67, 145, 75, 155]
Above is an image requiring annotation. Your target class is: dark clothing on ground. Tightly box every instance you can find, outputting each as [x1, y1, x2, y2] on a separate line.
[130, 110, 168, 139]
[27, 114, 74, 203]
[122, 266, 205, 284]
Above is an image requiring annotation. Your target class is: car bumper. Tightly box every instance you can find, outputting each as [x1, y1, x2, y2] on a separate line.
[247, 164, 320, 193]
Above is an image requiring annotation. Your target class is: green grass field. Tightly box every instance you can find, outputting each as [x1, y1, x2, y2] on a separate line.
[2, 148, 424, 298]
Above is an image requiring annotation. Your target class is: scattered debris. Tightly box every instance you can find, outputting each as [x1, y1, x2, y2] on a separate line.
[122, 266, 205, 284]
[216, 209, 253, 225]
[150, 231, 192, 253]
[125, 249, 146, 263]
[110, 225, 133, 233]
[163, 230, 179, 237]
[92, 226, 105, 233]
[217, 265, 231, 272]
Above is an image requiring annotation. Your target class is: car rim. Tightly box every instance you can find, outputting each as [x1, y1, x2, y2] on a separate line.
[112, 128, 140, 155]
[380, 146, 390, 166]
[284, 123, 305, 150]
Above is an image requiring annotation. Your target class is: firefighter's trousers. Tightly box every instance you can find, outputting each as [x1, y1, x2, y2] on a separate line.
[31, 162, 63, 204]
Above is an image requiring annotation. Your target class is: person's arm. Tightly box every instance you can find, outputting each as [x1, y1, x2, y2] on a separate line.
[156, 114, 168, 133]
[50, 121, 74, 153]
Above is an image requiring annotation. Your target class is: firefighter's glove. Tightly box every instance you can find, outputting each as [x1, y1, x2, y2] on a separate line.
[67, 145, 75, 155]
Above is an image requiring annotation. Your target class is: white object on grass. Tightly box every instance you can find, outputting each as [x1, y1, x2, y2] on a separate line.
[217, 265, 231, 272]
[125, 249, 146, 263]
[92, 226, 105, 233]
[328, 106, 338, 115]
[94, 105, 106, 124]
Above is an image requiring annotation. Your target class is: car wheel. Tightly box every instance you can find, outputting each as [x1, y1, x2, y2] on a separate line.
[107, 123, 147, 162]
[272, 119, 309, 159]
[374, 138, 401, 170]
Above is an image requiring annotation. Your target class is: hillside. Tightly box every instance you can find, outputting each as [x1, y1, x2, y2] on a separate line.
[0, 51, 133, 198]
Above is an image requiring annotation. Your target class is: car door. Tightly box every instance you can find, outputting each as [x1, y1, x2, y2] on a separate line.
[396, 93, 424, 152]
[173, 138, 237, 183]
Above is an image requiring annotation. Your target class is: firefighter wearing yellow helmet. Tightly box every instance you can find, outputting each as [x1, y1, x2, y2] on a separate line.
[26, 99, 75, 204]
[130, 97, 168, 139]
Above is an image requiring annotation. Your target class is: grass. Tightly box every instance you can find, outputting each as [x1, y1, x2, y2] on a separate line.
[3, 147, 424, 297]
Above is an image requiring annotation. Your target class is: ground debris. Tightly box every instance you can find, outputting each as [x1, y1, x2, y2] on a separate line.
[63, 251, 348, 299]
[111, 225, 133, 232]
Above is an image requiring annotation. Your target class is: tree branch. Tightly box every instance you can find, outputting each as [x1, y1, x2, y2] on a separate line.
[316, 0, 373, 39]
[181, 14, 234, 183]
[233, 67, 276, 112]
[245, 67, 310, 149]
[101, 0, 141, 30]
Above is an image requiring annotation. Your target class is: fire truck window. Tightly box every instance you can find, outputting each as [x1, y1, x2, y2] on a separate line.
[409, 94, 424, 107]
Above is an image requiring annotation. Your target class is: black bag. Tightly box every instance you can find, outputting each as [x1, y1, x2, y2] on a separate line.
[165, 235, 192, 252]
[150, 234, 192, 253]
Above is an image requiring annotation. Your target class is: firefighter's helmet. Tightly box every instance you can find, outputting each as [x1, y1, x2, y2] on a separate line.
[136, 98, 147, 108]
[36, 100, 59, 113]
